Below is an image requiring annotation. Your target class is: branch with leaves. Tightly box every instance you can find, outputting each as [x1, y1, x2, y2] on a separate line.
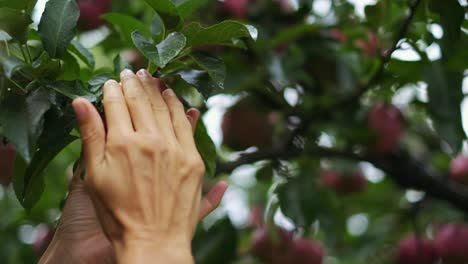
[216, 0, 468, 213]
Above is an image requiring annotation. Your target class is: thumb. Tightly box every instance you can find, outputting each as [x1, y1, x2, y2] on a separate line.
[72, 98, 106, 166]
[199, 181, 229, 220]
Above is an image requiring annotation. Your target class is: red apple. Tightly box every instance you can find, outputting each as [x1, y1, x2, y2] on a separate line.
[251, 226, 294, 263]
[248, 207, 264, 227]
[33, 224, 54, 258]
[330, 29, 347, 43]
[224, 0, 249, 18]
[289, 238, 325, 264]
[320, 170, 367, 195]
[367, 102, 404, 154]
[449, 155, 468, 184]
[77, 0, 112, 30]
[357, 31, 380, 57]
[277, 0, 295, 14]
[397, 235, 436, 264]
[320, 169, 340, 187]
[434, 224, 468, 263]
[0, 141, 16, 187]
[222, 97, 277, 151]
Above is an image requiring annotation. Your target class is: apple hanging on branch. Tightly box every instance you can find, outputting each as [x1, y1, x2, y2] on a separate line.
[367, 102, 405, 154]
[396, 235, 436, 264]
[222, 97, 279, 151]
[77, 0, 112, 30]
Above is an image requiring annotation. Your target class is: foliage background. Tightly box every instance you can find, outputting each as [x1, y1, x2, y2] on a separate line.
[0, 0, 467, 263]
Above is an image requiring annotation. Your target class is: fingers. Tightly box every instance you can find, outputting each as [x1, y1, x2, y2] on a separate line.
[72, 98, 106, 165]
[102, 80, 133, 134]
[162, 89, 195, 148]
[199, 181, 229, 220]
[120, 70, 156, 132]
[135, 70, 174, 137]
[186, 108, 200, 134]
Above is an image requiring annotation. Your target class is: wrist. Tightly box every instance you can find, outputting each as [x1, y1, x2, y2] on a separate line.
[115, 239, 194, 264]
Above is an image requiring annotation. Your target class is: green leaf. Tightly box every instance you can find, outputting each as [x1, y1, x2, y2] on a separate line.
[132, 31, 186, 68]
[38, 0, 79, 58]
[277, 163, 323, 227]
[113, 54, 132, 76]
[60, 52, 80, 80]
[131, 31, 160, 66]
[18, 108, 77, 209]
[68, 40, 95, 69]
[150, 13, 165, 43]
[143, 0, 179, 16]
[174, 69, 221, 98]
[176, 0, 208, 19]
[142, 0, 181, 29]
[0, 0, 37, 14]
[424, 62, 465, 152]
[194, 120, 217, 178]
[192, 218, 238, 264]
[88, 73, 112, 95]
[157, 32, 186, 68]
[0, 7, 32, 43]
[0, 50, 27, 78]
[181, 21, 258, 47]
[47, 80, 97, 102]
[429, 0, 464, 53]
[0, 88, 51, 163]
[190, 52, 225, 90]
[256, 162, 274, 182]
[101, 13, 150, 47]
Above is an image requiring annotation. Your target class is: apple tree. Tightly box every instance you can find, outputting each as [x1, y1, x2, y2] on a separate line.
[0, 0, 467, 263]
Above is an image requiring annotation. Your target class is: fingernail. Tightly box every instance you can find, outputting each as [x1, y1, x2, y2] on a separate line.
[187, 108, 200, 116]
[163, 89, 175, 97]
[72, 99, 88, 122]
[105, 79, 118, 86]
[121, 69, 134, 78]
[137, 69, 149, 78]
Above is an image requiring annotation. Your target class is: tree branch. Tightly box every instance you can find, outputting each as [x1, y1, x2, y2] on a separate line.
[329, 0, 423, 111]
[214, 0, 468, 213]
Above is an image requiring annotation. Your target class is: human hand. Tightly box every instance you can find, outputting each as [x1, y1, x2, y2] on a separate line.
[40, 150, 226, 264]
[39, 162, 115, 264]
[51, 69, 226, 263]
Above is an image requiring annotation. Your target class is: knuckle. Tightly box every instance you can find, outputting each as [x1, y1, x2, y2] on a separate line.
[135, 137, 157, 155]
[108, 134, 132, 151]
[188, 158, 205, 175]
[173, 118, 191, 131]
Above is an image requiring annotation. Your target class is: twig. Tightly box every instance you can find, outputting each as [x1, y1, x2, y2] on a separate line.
[214, 0, 468, 214]
[329, 0, 423, 110]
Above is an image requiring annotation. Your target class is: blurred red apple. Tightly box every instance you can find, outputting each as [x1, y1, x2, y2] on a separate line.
[277, 0, 295, 14]
[224, 0, 249, 18]
[33, 224, 54, 258]
[357, 31, 379, 57]
[222, 97, 277, 151]
[248, 207, 264, 227]
[449, 155, 468, 184]
[367, 102, 404, 154]
[330, 29, 347, 43]
[251, 226, 294, 263]
[289, 238, 325, 264]
[77, 0, 112, 30]
[397, 235, 436, 264]
[0, 141, 16, 187]
[434, 224, 468, 263]
[320, 170, 367, 195]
